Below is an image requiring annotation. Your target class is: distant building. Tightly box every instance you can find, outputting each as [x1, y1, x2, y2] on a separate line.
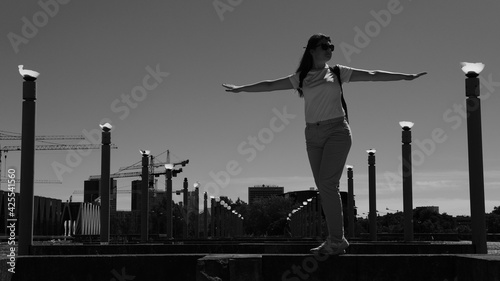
[84, 178, 117, 213]
[84, 179, 100, 203]
[0, 190, 63, 236]
[110, 180, 117, 213]
[131, 180, 141, 211]
[248, 185, 284, 204]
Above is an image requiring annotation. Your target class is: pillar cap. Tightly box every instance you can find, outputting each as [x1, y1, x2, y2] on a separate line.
[19, 65, 40, 81]
[399, 121, 414, 130]
[99, 123, 112, 132]
[461, 62, 484, 78]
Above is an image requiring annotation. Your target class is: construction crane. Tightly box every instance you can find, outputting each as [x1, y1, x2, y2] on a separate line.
[1, 143, 118, 151]
[1, 144, 118, 176]
[0, 178, 61, 184]
[0, 132, 85, 141]
[72, 186, 134, 195]
[119, 149, 173, 171]
[1, 131, 86, 176]
[116, 150, 188, 188]
[88, 169, 162, 181]
[118, 150, 189, 174]
[89, 150, 189, 189]
[0, 131, 117, 188]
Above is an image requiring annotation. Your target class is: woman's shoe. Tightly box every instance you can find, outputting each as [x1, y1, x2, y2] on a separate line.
[310, 238, 349, 255]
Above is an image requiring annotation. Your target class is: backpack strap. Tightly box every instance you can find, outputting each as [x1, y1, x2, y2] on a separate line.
[331, 65, 349, 123]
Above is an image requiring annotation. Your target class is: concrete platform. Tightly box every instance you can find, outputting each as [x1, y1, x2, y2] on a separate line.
[2, 253, 500, 281]
[28, 241, 475, 255]
[2, 241, 498, 280]
[1, 254, 203, 281]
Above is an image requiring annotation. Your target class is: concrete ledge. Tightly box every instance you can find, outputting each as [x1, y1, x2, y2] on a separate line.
[197, 254, 262, 281]
[265, 254, 500, 281]
[348, 242, 475, 254]
[1, 253, 499, 281]
[263, 254, 457, 281]
[264, 254, 357, 281]
[29, 242, 475, 255]
[354, 255, 455, 281]
[0, 254, 204, 281]
[455, 255, 500, 281]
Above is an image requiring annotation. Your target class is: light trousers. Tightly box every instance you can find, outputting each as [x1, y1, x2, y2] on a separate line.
[305, 116, 352, 242]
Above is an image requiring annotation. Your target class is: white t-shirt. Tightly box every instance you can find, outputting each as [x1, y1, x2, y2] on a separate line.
[288, 64, 353, 123]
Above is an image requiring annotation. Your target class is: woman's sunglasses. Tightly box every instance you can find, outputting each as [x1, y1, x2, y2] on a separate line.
[317, 43, 335, 51]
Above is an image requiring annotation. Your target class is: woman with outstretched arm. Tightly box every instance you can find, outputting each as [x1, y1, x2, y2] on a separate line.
[223, 33, 426, 255]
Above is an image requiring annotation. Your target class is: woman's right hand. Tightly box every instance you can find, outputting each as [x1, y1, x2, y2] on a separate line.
[222, 84, 242, 93]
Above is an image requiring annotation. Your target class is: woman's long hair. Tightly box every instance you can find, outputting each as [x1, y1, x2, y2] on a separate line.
[296, 33, 331, 97]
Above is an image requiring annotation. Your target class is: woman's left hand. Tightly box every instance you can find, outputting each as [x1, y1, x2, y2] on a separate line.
[406, 72, 427, 80]
[222, 83, 243, 93]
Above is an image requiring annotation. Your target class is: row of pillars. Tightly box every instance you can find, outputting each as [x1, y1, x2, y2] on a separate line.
[15, 64, 488, 254]
[287, 167, 356, 239]
[139, 153, 212, 241]
[287, 148, 406, 242]
[140, 163, 244, 240]
[288, 196, 323, 237]
[366, 144, 413, 242]
[210, 197, 244, 238]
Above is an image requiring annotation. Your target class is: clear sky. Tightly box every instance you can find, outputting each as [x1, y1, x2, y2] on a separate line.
[1, 0, 499, 217]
